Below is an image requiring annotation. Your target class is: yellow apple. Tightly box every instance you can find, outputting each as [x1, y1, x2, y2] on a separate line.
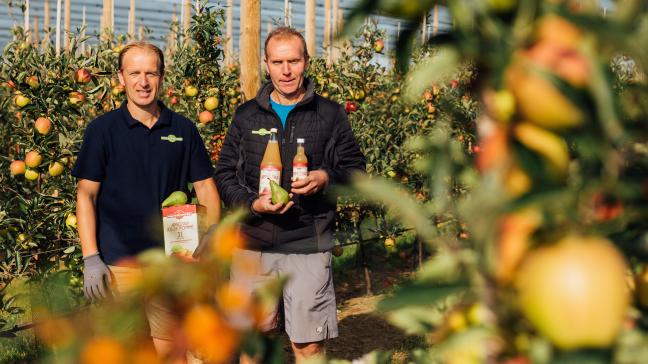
[48, 162, 65, 177]
[24, 169, 39, 181]
[204, 96, 219, 111]
[516, 234, 629, 350]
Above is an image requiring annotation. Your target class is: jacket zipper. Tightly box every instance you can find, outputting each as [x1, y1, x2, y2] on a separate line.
[289, 122, 296, 143]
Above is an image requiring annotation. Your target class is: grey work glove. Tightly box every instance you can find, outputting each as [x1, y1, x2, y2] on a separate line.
[192, 224, 218, 259]
[83, 253, 112, 303]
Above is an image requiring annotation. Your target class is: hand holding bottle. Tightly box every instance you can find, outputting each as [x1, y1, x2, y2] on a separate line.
[291, 170, 329, 196]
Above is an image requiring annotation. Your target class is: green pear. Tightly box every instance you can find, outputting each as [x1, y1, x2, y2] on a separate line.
[162, 191, 188, 207]
[269, 180, 289, 205]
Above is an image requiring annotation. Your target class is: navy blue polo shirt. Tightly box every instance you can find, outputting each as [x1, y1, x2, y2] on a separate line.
[72, 101, 213, 265]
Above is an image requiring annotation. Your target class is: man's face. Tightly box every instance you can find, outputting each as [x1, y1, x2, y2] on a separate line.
[265, 36, 308, 99]
[117, 48, 163, 109]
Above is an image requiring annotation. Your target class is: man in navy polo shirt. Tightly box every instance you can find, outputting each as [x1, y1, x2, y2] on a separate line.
[72, 42, 220, 357]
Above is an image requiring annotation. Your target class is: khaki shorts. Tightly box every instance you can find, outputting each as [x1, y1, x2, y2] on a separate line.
[108, 265, 179, 341]
[230, 249, 339, 343]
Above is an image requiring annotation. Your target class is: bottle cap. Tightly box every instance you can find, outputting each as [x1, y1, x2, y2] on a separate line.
[297, 138, 305, 143]
[270, 128, 278, 133]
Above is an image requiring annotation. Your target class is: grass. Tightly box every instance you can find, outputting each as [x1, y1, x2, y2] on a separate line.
[0, 334, 46, 363]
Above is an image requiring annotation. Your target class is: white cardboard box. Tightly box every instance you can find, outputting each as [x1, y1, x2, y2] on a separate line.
[162, 204, 206, 258]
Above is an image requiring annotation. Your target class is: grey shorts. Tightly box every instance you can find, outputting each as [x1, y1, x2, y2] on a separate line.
[230, 249, 339, 343]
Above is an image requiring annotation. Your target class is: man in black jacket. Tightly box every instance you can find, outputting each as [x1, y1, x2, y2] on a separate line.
[214, 27, 365, 361]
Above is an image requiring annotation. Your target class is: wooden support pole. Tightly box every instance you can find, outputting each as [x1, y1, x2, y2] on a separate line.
[33, 16, 39, 44]
[55, 0, 61, 55]
[64, 0, 70, 52]
[421, 13, 427, 43]
[80, 6, 85, 54]
[283, 0, 289, 26]
[433, 4, 439, 36]
[43, 0, 50, 49]
[128, 0, 136, 40]
[288, 2, 292, 27]
[225, 0, 233, 65]
[305, 0, 315, 57]
[324, 0, 331, 63]
[240, 0, 261, 100]
[110, 0, 114, 30]
[44, 0, 50, 30]
[168, 5, 177, 53]
[337, 8, 345, 54]
[332, 0, 339, 61]
[100, 0, 105, 31]
[183, 0, 191, 43]
[24, 0, 30, 37]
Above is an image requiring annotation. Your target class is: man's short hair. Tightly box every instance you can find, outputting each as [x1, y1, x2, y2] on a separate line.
[264, 27, 309, 60]
[118, 41, 165, 75]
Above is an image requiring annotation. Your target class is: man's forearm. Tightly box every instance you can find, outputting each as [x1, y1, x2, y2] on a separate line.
[194, 178, 221, 226]
[77, 194, 99, 257]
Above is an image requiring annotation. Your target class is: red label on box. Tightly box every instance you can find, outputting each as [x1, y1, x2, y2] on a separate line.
[162, 204, 198, 219]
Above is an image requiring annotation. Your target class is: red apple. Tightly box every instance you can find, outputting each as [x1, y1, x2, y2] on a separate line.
[25, 150, 42, 168]
[26, 75, 40, 89]
[74, 68, 92, 84]
[69, 91, 85, 106]
[112, 84, 125, 96]
[170, 96, 179, 105]
[345, 101, 358, 114]
[10, 160, 26, 176]
[198, 110, 214, 124]
[34, 117, 52, 135]
[374, 39, 385, 53]
[167, 88, 175, 97]
[451, 79, 459, 89]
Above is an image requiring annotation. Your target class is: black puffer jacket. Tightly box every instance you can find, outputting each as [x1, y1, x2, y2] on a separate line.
[214, 79, 366, 253]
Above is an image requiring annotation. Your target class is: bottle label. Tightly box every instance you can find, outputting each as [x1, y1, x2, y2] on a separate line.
[259, 166, 281, 194]
[292, 163, 308, 181]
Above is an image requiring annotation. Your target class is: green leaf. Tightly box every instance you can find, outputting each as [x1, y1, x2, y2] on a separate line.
[378, 281, 466, 311]
[387, 306, 441, 334]
[417, 250, 460, 281]
[63, 246, 75, 254]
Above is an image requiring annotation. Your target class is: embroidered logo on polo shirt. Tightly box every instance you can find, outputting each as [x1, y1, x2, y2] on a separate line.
[161, 134, 183, 143]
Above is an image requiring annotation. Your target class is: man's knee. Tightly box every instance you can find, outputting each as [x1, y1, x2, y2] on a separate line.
[291, 341, 324, 358]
